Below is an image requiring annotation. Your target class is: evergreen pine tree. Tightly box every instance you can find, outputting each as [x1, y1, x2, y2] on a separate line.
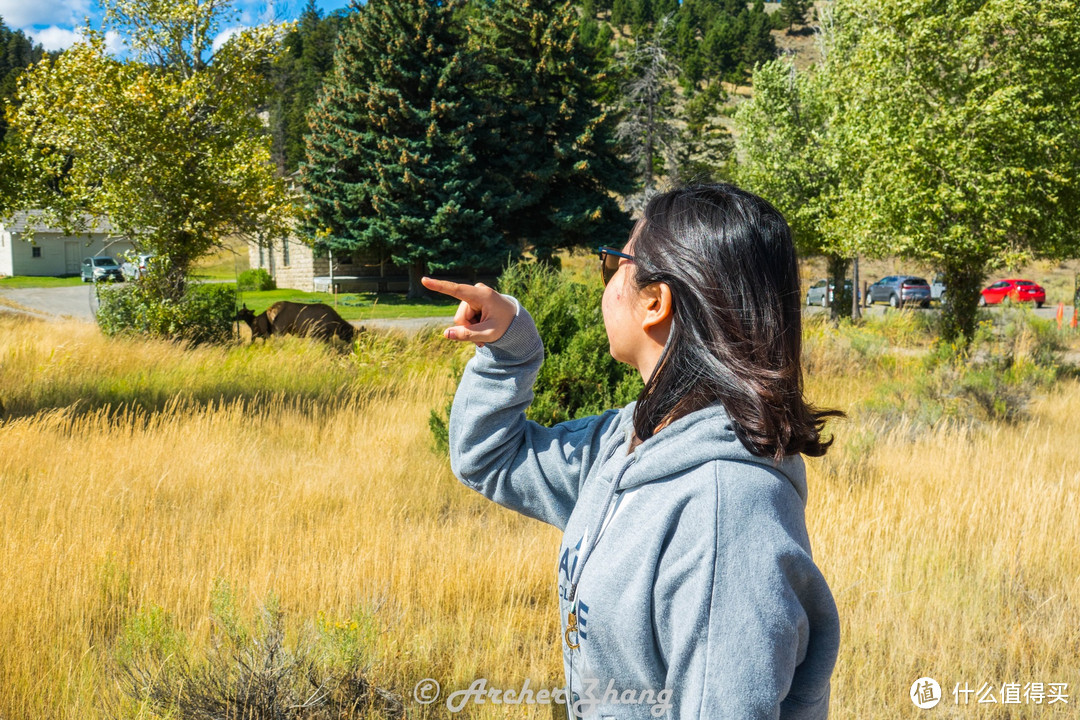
[0, 21, 46, 145]
[268, 1, 343, 174]
[781, 0, 808, 31]
[470, 0, 633, 262]
[300, 0, 504, 296]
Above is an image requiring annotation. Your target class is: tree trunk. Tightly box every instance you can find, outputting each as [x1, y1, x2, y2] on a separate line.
[826, 253, 850, 322]
[940, 259, 986, 345]
[851, 255, 862, 320]
[406, 260, 428, 299]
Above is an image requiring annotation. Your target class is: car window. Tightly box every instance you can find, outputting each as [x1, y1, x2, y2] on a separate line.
[989, 281, 1008, 289]
[1015, 280, 1033, 286]
[813, 280, 826, 288]
[908, 277, 928, 285]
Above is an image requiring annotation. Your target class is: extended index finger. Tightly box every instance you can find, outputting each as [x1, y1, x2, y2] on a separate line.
[421, 276, 486, 306]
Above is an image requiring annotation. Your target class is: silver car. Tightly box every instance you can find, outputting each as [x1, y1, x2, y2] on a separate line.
[865, 275, 931, 308]
[81, 256, 124, 283]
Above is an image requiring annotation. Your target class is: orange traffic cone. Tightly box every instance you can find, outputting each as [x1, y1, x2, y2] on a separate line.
[1057, 302, 1065, 329]
[1072, 307, 1078, 330]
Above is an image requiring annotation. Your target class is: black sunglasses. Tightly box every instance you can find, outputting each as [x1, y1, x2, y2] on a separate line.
[597, 246, 636, 285]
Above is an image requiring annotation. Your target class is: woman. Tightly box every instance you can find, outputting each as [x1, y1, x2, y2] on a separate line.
[421, 183, 841, 719]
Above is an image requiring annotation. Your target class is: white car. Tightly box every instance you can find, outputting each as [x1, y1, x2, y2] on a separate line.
[122, 253, 155, 279]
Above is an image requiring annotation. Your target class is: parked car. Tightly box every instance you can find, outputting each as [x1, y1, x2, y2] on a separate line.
[864, 275, 931, 308]
[931, 275, 947, 304]
[979, 279, 1045, 308]
[806, 279, 855, 307]
[122, 253, 155, 279]
[81, 256, 124, 283]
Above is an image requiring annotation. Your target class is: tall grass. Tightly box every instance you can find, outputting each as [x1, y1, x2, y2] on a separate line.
[0, 313, 1077, 718]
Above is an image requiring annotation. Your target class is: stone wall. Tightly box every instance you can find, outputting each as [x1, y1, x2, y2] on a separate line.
[248, 237, 406, 292]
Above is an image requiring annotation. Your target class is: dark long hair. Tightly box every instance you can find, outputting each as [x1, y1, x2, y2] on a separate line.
[630, 183, 841, 460]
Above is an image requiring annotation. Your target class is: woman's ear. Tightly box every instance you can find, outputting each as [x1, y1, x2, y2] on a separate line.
[640, 282, 673, 336]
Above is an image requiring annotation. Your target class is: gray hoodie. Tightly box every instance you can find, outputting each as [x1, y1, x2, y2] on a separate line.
[449, 299, 840, 719]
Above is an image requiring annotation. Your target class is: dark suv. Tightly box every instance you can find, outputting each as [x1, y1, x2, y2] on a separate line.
[865, 275, 931, 308]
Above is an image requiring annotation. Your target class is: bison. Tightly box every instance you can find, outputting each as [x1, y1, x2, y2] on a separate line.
[235, 301, 357, 343]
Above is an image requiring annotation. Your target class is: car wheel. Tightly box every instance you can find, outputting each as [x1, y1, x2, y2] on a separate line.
[889, 294, 899, 308]
[1036, 302, 1044, 309]
[978, 295, 987, 307]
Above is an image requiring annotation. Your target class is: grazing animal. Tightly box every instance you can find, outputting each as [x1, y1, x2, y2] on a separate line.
[235, 301, 356, 343]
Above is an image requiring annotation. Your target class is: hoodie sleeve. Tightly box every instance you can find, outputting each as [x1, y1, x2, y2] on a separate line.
[448, 296, 622, 530]
[653, 464, 839, 719]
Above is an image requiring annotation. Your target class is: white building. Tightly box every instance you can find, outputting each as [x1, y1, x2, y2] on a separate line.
[0, 212, 134, 277]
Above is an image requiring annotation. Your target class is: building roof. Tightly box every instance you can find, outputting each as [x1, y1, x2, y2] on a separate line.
[0, 211, 114, 235]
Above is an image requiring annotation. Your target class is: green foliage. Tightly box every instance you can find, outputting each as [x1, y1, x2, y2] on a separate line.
[237, 267, 276, 292]
[675, 83, 733, 183]
[0, 20, 46, 147]
[821, 0, 1080, 342]
[429, 263, 643, 451]
[667, 0, 777, 88]
[301, 0, 504, 298]
[97, 281, 237, 345]
[113, 605, 188, 668]
[468, 0, 634, 260]
[780, 0, 808, 31]
[268, 0, 346, 174]
[1, 1, 294, 302]
[735, 58, 843, 259]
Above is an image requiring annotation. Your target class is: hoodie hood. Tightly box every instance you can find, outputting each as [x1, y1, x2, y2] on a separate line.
[613, 401, 808, 502]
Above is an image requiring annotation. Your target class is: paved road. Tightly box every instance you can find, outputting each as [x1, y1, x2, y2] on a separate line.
[0, 285, 99, 321]
[805, 301, 1072, 323]
[3, 285, 1074, 330]
[0, 284, 452, 334]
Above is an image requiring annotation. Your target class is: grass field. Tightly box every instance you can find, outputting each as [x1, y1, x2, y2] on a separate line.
[0, 275, 84, 288]
[236, 288, 457, 321]
[0, 309, 1078, 719]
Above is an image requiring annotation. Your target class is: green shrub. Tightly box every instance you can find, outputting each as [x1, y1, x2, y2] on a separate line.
[97, 282, 237, 345]
[237, 267, 276, 291]
[429, 263, 643, 452]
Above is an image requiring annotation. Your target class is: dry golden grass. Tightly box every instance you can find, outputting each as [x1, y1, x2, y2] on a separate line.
[0, 314, 1077, 719]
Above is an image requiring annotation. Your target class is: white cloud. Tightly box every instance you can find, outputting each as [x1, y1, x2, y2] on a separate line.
[26, 25, 80, 52]
[15, 25, 124, 53]
[212, 26, 247, 52]
[0, 0, 91, 30]
[102, 29, 124, 55]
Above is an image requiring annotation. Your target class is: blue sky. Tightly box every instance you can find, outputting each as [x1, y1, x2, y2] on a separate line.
[0, 1, 354, 52]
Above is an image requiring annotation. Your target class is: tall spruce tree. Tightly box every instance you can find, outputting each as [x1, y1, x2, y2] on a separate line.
[300, 0, 504, 297]
[0, 21, 46, 147]
[269, 0, 344, 174]
[468, 0, 633, 263]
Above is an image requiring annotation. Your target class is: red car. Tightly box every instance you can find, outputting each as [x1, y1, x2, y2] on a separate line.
[979, 279, 1046, 308]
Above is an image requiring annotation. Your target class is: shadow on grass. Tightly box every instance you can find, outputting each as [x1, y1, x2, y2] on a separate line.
[0, 383, 398, 428]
